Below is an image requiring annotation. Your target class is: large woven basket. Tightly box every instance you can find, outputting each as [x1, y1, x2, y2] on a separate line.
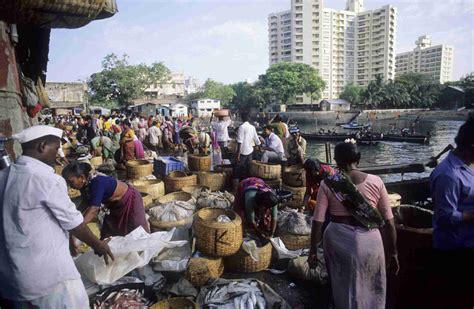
[150, 216, 193, 232]
[225, 242, 272, 273]
[164, 171, 197, 193]
[130, 179, 165, 200]
[250, 161, 281, 180]
[141, 193, 154, 209]
[90, 156, 103, 169]
[185, 256, 224, 287]
[283, 165, 306, 187]
[188, 154, 211, 172]
[281, 184, 306, 209]
[156, 191, 192, 204]
[194, 208, 243, 257]
[213, 164, 233, 189]
[126, 160, 153, 180]
[264, 178, 282, 189]
[151, 297, 198, 309]
[197, 171, 226, 191]
[278, 231, 311, 250]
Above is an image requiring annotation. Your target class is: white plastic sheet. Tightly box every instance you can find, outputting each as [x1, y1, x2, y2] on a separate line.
[270, 237, 302, 259]
[75, 227, 187, 284]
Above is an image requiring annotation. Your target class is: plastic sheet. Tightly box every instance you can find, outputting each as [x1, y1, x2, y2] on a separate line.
[75, 227, 187, 284]
[270, 237, 302, 259]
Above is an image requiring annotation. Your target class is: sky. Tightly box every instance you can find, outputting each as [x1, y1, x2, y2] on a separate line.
[48, 0, 474, 85]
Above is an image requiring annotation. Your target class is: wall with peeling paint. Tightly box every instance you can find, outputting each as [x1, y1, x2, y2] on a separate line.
[0, 22, 35, 158]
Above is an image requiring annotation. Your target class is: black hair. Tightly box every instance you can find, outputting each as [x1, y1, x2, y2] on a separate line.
[334, 142, 361, 168]
[455, 117, 474, 149]
[239, 112, 249, 122]
[256, 190, 278, 208]
[62, 161, 92, 179]
[123, 120, 131, 127]
[273, 114, 282, 122]
[21, 135, 60, 151]
[152, 121, 158, 126]
[303, 158, 321, 173]
[264, 125, 274, 131]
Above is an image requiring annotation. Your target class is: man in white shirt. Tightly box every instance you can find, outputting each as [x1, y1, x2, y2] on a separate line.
[0, 126, 114, 308]
[211, 113, 232, 159]
[261, 125, 285, 163]
[147, 121, 162, 151]
[232, 113, 261, 190]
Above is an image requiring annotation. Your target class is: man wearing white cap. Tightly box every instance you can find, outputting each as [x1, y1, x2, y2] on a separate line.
[0, 125, 114, 307]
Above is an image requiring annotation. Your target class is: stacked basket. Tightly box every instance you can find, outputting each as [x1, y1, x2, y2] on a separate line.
[188, 154, 211, 172]
[249, 161, 282, 189]
[164, 171, 197, 193]
[130, 179, 165, 200]
[225, 242, 273, 273]
[281, 165, 306, 209]
[196, 172, 226, 192]
[126, 160, 153, 180]
[149, 192, 194, 232]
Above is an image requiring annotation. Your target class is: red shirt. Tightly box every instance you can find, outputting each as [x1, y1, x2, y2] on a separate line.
[305, 164, 336, 200]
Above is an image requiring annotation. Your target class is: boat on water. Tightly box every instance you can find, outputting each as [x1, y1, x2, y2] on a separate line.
[340, 122, 371, 130]
[301, 132, 430, 144]
[384, 134, 430, 144]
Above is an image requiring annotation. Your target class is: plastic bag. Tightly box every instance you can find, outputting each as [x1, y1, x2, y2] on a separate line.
[196, 191, 234, 210]
[152, 244, 191, 272]
[75, 227, 187, 284]
[148, 201, 195, 222]
[242, 240, 260, 262]
[270, 237, 302, 259]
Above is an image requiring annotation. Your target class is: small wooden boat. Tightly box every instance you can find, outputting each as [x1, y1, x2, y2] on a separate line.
[383, 134, 430, 144]
[301, 133, 382, 143]
[340, 122, 370, 130]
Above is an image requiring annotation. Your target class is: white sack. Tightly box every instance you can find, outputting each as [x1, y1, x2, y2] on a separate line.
[270, 237, 302, 259]
[75, 227, 187, 284]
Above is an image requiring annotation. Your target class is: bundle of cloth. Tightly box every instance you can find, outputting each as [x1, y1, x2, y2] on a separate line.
[196, 190, 234, 210]
[149, 201, 195, 222]
[277, 209, 312, 235]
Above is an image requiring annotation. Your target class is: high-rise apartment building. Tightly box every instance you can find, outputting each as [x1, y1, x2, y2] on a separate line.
[268, 0, 397, 100]
[396, 35, 454, 84]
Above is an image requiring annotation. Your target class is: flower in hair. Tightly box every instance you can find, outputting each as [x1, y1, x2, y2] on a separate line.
[344, 138, 356, 144]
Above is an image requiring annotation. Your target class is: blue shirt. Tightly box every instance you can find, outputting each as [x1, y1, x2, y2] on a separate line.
[88, 175, 117, 206]
[430, 152, 474, 250]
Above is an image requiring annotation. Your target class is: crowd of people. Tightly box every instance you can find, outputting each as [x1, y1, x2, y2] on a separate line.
[0, 109, 472, 308]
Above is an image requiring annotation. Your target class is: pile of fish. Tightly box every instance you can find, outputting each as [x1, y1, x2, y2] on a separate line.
[196, 191, 234, 210]
[93, 288, 152, 309]
[203, 280, 266, 309]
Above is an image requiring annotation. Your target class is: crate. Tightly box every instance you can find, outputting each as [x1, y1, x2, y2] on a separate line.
[154, 156, 184, 177]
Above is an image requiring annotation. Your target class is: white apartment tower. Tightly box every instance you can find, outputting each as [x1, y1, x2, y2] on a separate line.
[268, 0, 397, 100]
[395, 35, 454, 84]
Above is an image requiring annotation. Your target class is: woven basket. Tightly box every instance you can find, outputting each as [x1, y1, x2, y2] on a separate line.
[388, 192, 402, 208]
[188, 154, 211, 172]
[213, 164, 233, 189]
[264, 178, 282, 189]
[185, 256, 224, 287]
[141, 193, 154, 209]
[151, 297, 198, 309]
[156, 191, 192, 204]
[281, 184, 306, 209]
[250, 161, 281, 180]
[278, 231, 311, 250]
[197, 172, 226, 191]
[283, 165, 306, 187]
[130, 179, 165, 200]
[225, 242, 272, 273]
[149, 215, 193, 232]
[126, 160, 153, 180]
[181, 185, 209, 197]
[164, 171, 197, 193]
[194, 208, 243, 257]
[90, 156, 103, 168]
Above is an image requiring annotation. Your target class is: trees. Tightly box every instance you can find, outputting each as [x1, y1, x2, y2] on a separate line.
[362, 74, 385, 108]
[230, 81, 267, 110]
[339, 83, 364, 106]
[88, 53, 170, 107]
[264, 62, 325, 104]
[188, 79, 236, 107]
[395, 73, 440, 108]
[456, 73, 474, 107]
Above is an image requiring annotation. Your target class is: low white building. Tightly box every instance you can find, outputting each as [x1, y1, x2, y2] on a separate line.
[320, 99, 351, 111]
[190, 98, 221, 117]
[170, 103, 188, 117]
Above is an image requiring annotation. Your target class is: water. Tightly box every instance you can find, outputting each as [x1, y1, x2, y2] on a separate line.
[298, 120, 464, 182]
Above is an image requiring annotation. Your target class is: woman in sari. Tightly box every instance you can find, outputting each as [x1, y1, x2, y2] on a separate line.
[138, 116, 147, 142]
[62, 162, 149, 241]
[233, 177, 279, 239]
[308, 141, 398, 309]
[120, 120, 135, 162]
[302, 158, 336, 212]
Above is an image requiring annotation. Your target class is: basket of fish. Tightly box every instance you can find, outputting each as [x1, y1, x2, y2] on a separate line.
[197, 278, 291, 309]
[151, 297, 198, 309]
[92, 283, 155, 308]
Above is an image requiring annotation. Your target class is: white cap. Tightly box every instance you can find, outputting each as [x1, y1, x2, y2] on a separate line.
[12, 125, 63, 144]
